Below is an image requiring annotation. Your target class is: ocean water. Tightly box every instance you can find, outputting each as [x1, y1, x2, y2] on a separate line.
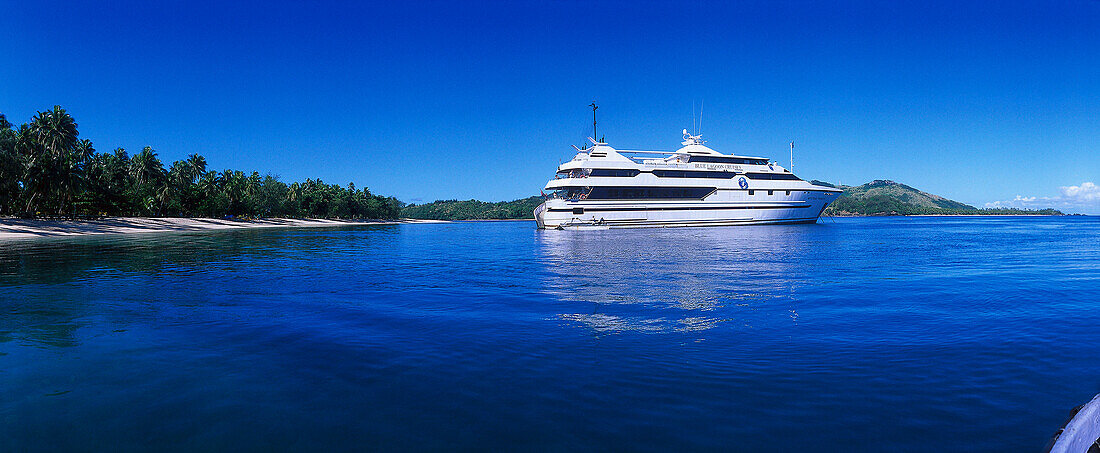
[2, 217, 1099, 452]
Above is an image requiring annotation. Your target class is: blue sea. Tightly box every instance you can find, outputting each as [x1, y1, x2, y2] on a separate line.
[2, 217, 1099, 451]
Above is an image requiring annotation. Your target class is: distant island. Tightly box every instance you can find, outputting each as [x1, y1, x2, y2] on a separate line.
[817, 180, 1063, 216]
[401, 197, 544, 220]
[402, 180, 1063, 220]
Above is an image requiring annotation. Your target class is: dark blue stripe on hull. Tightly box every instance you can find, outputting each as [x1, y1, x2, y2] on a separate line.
[547, 204, 810, 213]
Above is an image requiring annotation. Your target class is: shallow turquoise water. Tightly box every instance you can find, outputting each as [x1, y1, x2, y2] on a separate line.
[2, 217, 1099, 451]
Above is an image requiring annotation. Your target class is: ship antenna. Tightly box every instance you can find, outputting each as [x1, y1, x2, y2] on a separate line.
[790, 141, 795, 172]
[589, 101, 598, 143]
[692, 100, 696, 136]
[699, 99, 703, 136]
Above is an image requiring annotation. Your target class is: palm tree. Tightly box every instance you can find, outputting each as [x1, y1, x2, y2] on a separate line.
[58, 139, 95, 216]
[107, 148, 132, 214]
[245, 171, 262, 216]
[197, 170, 220, 196]
[197, 170, 222, 216]
[130, 147, 165, 188]
[221, 170, 246, 215]
[168, 160, 188, 188]
[186, 154, 206, 178]
[164, 154, 209, 216]
[129, 147, 166, 215]
[20, 106, 80, 215]
[285, 182, 302, 217]
[27, 106, 79, 158]
[0, 114, 20, 214]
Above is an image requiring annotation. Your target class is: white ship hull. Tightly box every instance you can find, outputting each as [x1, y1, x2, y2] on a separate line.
[534, 129, 842, 229]
[535, 189, 837, 229]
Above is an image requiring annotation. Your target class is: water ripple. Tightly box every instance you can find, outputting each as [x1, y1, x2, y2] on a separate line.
[1, 218, 1099, 451]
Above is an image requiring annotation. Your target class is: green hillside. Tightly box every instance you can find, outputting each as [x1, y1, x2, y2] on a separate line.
[401, 196, 542, 220]
[821, 180, 1062, 216]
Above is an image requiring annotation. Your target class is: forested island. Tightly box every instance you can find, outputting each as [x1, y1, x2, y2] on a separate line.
[401, 197, 543, 220]
[401, 180, 1062, 220]
[817, 180, 1063, 216]
[0, 106, 402, 219]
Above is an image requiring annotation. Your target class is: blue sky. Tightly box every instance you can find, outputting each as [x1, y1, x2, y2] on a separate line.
[3, 1, 1099, 212]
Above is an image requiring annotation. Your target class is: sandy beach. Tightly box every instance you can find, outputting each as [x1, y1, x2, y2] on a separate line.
[0, 217, 442, 240]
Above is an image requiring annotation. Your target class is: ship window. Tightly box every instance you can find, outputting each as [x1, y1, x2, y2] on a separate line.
[786, 191, 791, 195]
[745, 172, 801, 181]
[688, 156, 769, 165]
[553, 187, 590, 199]
[586, 186, 713, 200]
[589, 168, 641, 177]
[653, 170, 736, 179]
[557, 169, 587, 178]
[768, 190, 774, 195]
[572, 208, 584, 215]
[748, 190, 755, 195]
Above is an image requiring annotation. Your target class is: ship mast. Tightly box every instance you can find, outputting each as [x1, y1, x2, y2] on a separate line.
[790, 141, 795, 172]
[590, 101, 598, 142]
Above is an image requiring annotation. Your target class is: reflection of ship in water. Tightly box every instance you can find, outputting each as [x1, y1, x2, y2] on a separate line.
[537, 226, 820, 336]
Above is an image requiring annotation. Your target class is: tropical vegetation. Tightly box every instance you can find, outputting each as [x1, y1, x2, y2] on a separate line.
[0, 106, 401, 219]
[401, 196, 542, 220]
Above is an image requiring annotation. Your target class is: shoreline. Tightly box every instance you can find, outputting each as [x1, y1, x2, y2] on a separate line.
[825, 214, 1071, 218]
[455, 218, 534, 222]
[2, 214, 1086, 240]
[0, 217, 447, 240]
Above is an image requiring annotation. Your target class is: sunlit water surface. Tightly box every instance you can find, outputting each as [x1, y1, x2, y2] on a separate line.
[2, 217, 1099, 451]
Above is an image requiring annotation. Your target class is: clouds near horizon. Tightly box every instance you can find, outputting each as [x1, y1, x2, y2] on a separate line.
[985, 182, 1100, 214]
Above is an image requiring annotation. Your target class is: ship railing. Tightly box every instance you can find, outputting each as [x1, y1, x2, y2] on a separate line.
[544, 190, 591, 201]
[618, 150, 684, 165]
[555, 173, 589, 179]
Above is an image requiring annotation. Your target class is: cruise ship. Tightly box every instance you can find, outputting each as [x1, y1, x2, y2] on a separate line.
[534, 130, 842, 229]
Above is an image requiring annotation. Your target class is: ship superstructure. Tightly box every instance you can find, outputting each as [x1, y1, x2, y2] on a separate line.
[534, 130, 841, 229]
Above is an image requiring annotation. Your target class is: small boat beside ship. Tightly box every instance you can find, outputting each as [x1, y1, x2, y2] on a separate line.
[534, 127, 842, 229]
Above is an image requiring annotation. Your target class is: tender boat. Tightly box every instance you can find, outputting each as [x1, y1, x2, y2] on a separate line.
[534, 130, 842, 229]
